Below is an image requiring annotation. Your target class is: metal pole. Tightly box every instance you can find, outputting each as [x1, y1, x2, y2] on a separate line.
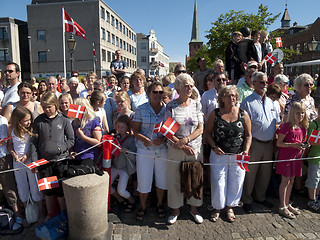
[27, 36, 33, 79]
[70, 51, 74, 72]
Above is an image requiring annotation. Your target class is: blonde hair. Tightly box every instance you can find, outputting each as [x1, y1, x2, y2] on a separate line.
[115, 91, 131, 110]
[11, 106, 35, 140]
[162, 73, 175, 86]
[288, 102, 308, 129]
[41, 91, 59, 112]
[217, 85, 239, 109]
[74, 98, 96, 128]
[58, 93, 73, 113]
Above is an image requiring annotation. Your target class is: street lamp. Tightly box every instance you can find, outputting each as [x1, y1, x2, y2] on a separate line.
[67, 35, 77, 72]
[307, 35, 318, 76]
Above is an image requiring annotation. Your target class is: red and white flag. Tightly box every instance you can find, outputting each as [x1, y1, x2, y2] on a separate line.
[276, 37, 283, 48]
[111, 139, 121, 157]
[93, 43, 97, 64]
[38, 176, 60, 191]
[63, 9, 86, 40]
[275, 123, 284, 135]
[309, 130, 320, 144]
[0, 136, 13, 143]
[236, 155, 250, 172]
[67, 104, 86, 119]
[153, 122, 162, 133]
[264, 53, 277, 64]
[160, 117, 180, 140]
[27, 159, 49, 170]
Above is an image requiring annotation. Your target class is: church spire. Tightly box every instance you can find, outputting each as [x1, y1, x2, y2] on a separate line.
[281, 1, 291, 28]
[190, 0, 201, 42]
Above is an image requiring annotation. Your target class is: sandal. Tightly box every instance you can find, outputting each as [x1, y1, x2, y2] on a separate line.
[226, 208, 235, 223]
[124, 201, 136, 213]
[156, 205, 166, 218]
[287, 204, 301, 215]
[136, 208, 146, 221]
[210, 210, 220, 222]
[279, 206, 296, 219]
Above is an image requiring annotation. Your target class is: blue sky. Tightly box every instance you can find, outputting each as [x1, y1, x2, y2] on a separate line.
[0, 0, 319, 63]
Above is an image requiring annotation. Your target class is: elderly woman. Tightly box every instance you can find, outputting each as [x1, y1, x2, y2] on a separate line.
[79, 72, 97, 98]
[274, 74, 289, 108]
[284, 73, 317, 123]
[165, 73, 204, 224]
[132, 82, 167, 221]
[205, 85, 252, 222]
[2, 82, 43, 121]
[68, 77, 80, 102]
[128, 72, 149, 112]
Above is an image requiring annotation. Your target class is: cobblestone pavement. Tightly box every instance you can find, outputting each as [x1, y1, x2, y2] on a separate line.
[2, 192, 319, 240]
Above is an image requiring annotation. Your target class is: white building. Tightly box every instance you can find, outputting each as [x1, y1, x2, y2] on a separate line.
[137, 29, 169, 78]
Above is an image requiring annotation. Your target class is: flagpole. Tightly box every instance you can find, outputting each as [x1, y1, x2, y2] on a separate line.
[93, 55, 96, 74]
[62, 7, 67, 78]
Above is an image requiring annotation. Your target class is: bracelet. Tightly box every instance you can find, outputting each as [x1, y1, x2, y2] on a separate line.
[186, 136, 191, 143]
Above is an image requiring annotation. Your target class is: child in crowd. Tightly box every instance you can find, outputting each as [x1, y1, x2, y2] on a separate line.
[114, 91, 134, 123]
[162, 87, 173, 105]
[8, 106, 45, 224]
[90, 90, 109, 134]
[276, 102, 308, 219]
[30, 91, 75, 221]
[58, 93, 73, 118]
[110, 115, 136, 212]
[71, 98, 102, 167]
[306, 103, 320, 212]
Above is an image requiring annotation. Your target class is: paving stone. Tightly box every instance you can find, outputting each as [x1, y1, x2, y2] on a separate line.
[303, 233, 317, 239]
[293, 233, 306, 239]
[232, 233, 241, 239]
[113, 234, 122, 240]
[265, 237, 275, 240]
[282, 233, 297, 239]
[272, 222, 284, 229]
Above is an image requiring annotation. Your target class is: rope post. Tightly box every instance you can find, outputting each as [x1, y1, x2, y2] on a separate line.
[102, 135, 112, 210]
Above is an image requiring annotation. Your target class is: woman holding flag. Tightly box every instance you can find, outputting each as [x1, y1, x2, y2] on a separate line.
[132, 82, 167, 221]
[204, 85, 252, 223]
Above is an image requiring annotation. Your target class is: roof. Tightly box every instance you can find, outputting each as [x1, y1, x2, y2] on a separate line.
[190, 0, 202, 43]
[281, 8, 291, 21]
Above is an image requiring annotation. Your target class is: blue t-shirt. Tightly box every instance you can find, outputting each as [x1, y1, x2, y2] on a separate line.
[110, 59, 127, 79]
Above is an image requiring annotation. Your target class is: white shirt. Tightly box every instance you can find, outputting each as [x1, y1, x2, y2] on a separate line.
[200, 88, 219, 118]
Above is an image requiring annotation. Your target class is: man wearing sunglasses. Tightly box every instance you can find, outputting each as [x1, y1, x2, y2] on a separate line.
[1, 62, 20, 107]
[237, 61, 258, 102]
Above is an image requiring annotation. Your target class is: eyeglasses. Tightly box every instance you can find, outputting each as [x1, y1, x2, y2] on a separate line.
[259, 81, 268, 85]
[152, 90, 164, 94]
[216, 78, 227, 82]
[32, 93, 38, 96]
[304, 83, 313, 87]
[176, 70, 187, 74]
[5, 70, 14, 73]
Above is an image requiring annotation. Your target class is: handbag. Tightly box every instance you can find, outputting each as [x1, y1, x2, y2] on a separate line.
[25, 195, 39, 224]
[0, 208, 14, 230]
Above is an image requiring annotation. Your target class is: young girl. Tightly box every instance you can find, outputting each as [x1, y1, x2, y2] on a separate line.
[8, 106, 45, 223]
[114, 91, 134, 123]
[58, 93, 73, 117]
[90, 90, 109, 134]
[110, 115, 136, 212]
[70, 98, 102, 167]
[276, 102, 308, 219]
[30, 91, 75, 221]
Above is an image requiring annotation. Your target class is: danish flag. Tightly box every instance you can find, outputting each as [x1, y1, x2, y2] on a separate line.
[111, 139, 121, 157]
[153, 122, 162, 133]
[38, 176, 60, 191]
[276, 37, 283, 48]
[67, 104, 86, 119]
[0, 136, 13, 143]
[275, 123, 284, 135]
[63, 8, 86, 40]
[27, 159, 49, 170]
[264, 53, 277, 64]
[236, 154, 250, 172]
[309, 129, 320, 144]
[160, 117, 180, 140]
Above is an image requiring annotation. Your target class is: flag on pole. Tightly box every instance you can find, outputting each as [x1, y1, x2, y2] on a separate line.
[93, 43, 97, 64]
[264, 53, 277, 64]
[276, 37, 283, 48]
[67, 104, 86, 119]
[309, 130, 320, 144]
[236, 155, 250, 172]
[111, 139, 121, 157]
[0, 136, 13, 143]
[64, 9, 86, 40]
[38, 176, 60, 191]
[153, 122, 162, 133]
[27, 159, 50, 170]
[160, 117, 180, 140]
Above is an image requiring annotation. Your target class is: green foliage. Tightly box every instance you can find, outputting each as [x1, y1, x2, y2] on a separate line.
[186, 45, 213, 73]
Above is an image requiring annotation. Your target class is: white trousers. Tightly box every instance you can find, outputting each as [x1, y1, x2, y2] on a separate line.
[210, 151, 245, 210]
[110, 167, 130, 199]
[13, 161, 43, 202]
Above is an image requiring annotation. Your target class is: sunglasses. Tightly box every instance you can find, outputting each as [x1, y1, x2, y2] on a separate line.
[304, 83, 313, 87]
[176, 70, 187, 74]
[258, 81, 268, 85]
[5, 70, 14, 73]
[32, 93, 38, 96]
[152, 90, 164, 94]
[216, 78, 227, 82]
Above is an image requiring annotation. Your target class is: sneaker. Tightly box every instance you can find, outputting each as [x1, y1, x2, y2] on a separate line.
[308, 200, 320, 212]
[167, 212, 180, 225]
[190, 211, 203, 224]
[12, 217, 23, 231]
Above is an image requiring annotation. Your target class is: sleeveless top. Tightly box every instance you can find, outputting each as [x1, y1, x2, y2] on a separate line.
[213, 108, 245, 154]
[12, 130, 30, 158]
[11, 101, 40, 120]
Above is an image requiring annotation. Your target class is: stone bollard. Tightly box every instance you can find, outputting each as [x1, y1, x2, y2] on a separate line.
[63, 173, 109, 240]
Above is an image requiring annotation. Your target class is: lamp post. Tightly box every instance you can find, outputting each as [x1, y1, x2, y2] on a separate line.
[67, 35, 77, 73]
[307, 35, 318, 76]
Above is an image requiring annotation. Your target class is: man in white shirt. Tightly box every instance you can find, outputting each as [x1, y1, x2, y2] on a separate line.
[1, 62, 21, 107]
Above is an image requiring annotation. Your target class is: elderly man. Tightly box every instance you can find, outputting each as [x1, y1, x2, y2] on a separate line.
[2, 62, 21, 107]
[237, 61, 258, 102]
[111, 49, 127, 80]
[193, 57, 215, 94]
[240, 72, 280, 213]
[46, 76, 61, 98]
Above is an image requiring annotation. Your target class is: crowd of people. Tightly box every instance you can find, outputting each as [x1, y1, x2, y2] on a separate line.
[0, 41, 319, 231]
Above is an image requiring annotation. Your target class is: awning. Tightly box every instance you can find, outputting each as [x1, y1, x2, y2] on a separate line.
[284, 59, 320, 67]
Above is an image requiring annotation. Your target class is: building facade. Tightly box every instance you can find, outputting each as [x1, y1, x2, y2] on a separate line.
[0, 17, 30, 80]
[137, 29, 169, 78]
[27, 0, 137, 78]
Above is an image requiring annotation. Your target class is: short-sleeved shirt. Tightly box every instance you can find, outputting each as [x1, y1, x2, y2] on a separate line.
[2, 82, 20, 107]
[237, 80, 253, 102]
[164, 99, 203, 149]
[132, 102, 166, 150]
[200, 88, 219, 117]
[110, 59, 127, 79]
[0, 116, 9, 157]
[129, 91, 149, 112]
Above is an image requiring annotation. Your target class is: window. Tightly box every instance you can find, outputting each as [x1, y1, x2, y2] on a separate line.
[123, 26, 126, 35]
[123, 41, 126, 50]
[101, 28, 105, 40]
[37, 30, 46, 40]
[115, 19, 118, 29]
[112, 34, 115, 45]
[102, 49, 106, 61]
[0, 27, 8, 39]
[107, 51, 111, 62]
[129, 44, 132, 53]
[106, 11, 110, 23]
[126, 43, 129, 51]
[129, 30, 131, 39]
[120, 39, 122, 49]
[304, 42, 308, 52]
[107, 31, 110, 42]
[141, 56, 146, 62]
[38, 51, 47, 62]
[0, 49, 9, 61]
[119, 22, 122, 32]
[100, 7, 105, 19]
[111, 16, 114, 26]
[126, 28, 128, 37]
[116, 37, 119, 47]
[112, 52, 115, 60]
[296, 44, 300, 53]
[141, 42, 146, 49]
